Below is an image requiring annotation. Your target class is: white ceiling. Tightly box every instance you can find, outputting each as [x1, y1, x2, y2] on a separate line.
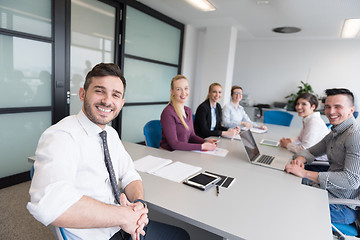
[137, 0, 360, 40]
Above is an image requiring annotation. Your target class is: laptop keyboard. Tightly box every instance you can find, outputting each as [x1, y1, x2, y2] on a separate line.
[257, 155, 275, 165]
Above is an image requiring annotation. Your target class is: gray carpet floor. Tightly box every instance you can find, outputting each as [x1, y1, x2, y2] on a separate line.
[0, 181, 55, 240]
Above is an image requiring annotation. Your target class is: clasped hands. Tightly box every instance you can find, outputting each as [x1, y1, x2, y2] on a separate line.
[119, 193, 149, 240]
[285, 157, 306, 178]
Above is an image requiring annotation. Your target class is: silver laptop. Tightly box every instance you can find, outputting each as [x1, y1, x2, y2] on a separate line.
[240, 130, 289, 171]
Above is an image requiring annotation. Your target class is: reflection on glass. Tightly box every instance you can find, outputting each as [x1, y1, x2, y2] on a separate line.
[0, 0, 51, 37]
[121, 104, 167, 143]
[124, 58, 178, 103]
[70, 0, 115, 115]
[0, 111, 51, 178]
[125, 6, 181, 65]
[0, 35, 52, 108]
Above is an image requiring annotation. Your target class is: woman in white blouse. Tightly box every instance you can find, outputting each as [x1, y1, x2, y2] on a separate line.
[222, 85, 267, 130]
[280, 93, 330, 171]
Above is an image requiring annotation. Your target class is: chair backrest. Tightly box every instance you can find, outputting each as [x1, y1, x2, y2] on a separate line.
[143, 120, 162, 148]
[264, 110, 294, 127]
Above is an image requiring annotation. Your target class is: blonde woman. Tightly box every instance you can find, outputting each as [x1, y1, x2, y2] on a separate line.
[194, 83, 240, 138]
[160, 75, 218, 151]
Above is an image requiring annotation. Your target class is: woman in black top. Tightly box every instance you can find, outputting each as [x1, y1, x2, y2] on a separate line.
[194, 83, 240, 138]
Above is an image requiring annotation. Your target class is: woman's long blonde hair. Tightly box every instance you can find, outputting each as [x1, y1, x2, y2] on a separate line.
[170, 75, 189, 130]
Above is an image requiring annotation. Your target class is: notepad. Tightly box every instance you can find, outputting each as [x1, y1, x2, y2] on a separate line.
[134, 155, 202, 182]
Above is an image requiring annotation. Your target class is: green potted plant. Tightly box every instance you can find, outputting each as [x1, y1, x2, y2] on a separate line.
[285, 81, 315, 111]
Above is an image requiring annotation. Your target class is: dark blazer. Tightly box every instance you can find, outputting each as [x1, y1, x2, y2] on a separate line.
[194, 99, 228, 138]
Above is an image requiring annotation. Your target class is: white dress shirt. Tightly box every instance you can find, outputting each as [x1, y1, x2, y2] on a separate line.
[27, 110, 141, 239]
[222, 102, 257, 128]
[288, 111, 330, 161]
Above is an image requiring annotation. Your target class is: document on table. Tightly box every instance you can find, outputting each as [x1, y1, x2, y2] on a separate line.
[134, 155, 201, 182]
[152, 162, 201, 183]
[134, 155, 172, 173]
[193, 147, 229, 157]
[242, 127, 268, 134]
[221, 134, 241, 141]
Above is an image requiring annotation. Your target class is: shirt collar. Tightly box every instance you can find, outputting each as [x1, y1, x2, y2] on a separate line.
[331, 117, 356, 136]
[76, 110, 107, 136]
[303, 111, 320, 124]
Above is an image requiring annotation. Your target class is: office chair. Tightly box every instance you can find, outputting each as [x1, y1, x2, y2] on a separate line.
[354, 111, 359, 119]
[329, 198, 360, 239]
[263, 110, 294, 127]
[30, 164, 68, 240]
[143, 120, 162, 148]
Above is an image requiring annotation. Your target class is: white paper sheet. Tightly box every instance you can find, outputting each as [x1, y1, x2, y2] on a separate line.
[192, 147, 229, 157]
[134, 155, 172, 173]
[152, 161, 202, 183]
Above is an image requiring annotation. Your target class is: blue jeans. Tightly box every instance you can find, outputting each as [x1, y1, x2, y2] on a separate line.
[110, 220, 190, 240]
[330, 204, 358, 224]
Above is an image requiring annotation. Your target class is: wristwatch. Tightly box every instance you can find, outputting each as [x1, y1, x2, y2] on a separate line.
[133, 199, 147, 208]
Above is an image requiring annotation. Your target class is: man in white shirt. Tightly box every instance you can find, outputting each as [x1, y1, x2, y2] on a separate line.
[27, 63, 189, 240]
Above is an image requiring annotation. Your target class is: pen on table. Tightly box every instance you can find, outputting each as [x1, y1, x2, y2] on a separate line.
[216, 185, 220, 197]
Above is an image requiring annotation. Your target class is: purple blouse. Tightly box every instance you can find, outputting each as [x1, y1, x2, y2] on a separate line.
[160, 104, 205, 151]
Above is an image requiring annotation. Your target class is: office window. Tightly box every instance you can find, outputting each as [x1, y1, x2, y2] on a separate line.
[124, 58, 178, 103]
[0, 0, 52, 180]
[0, 0, 51, 38]
[0, 35, 52, 108]
[0, 112, 51, 177]
[122, 5, 183, 143]
[125, 6, 181, 64]
[69, 0, 116, 115]
[121, 104, 167, 143]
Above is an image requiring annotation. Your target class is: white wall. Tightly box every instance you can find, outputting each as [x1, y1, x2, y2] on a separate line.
[232, 39, 360, 106]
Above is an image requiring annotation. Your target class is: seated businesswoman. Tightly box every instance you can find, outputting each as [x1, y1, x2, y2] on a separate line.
[160, 75, 218, 151]
[194, 83, 240, 138]
[280, 92, 330, 171]
[222, 85, 267, 130]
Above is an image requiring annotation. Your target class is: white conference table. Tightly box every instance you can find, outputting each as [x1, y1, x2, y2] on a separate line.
[124, 124, 332, 240]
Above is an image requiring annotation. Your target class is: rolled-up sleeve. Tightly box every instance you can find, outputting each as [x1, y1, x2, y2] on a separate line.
[27, 130, 83, 226]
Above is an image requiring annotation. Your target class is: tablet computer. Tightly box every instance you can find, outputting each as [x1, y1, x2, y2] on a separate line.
[260, 139, 280, 147]
[183, 172, 221, 191]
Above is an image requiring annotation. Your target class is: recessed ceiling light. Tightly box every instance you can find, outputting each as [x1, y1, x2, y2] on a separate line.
[341, 19, 360, 38]
[185, 0, 216, 12]
[257, 1, 270, 5]
[272, 27, 301, 34]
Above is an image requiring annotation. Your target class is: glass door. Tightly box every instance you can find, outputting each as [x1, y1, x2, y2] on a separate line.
[69, 0, 116, 115]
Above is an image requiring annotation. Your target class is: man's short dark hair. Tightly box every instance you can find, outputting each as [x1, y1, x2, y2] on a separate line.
[325, 88, 354, 106]
[84, 63, 126, 94]
[294, 93, 318, 109]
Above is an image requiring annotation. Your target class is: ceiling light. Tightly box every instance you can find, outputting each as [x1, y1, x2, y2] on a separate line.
[185, 0, 216, 12]
[272, 27, 301, 34]
[341, 19, 360, 39]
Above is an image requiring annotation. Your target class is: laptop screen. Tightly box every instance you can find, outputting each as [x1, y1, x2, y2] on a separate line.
[240, 130, 260, 162]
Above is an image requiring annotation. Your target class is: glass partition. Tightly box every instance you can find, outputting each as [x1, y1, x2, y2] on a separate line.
[121, 104, 167, 143]
[70, 0, 116, 115]
[125, 6, 181, 64]
[124, 58, 177, 103]
[0, 0, 51, 37]
[0, 35, 52, 108]
[0, 111, 51, 178]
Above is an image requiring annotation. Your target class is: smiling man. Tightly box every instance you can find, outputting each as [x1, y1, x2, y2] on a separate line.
[285, 88, 360, 225]
[27, 63, 189, 240]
